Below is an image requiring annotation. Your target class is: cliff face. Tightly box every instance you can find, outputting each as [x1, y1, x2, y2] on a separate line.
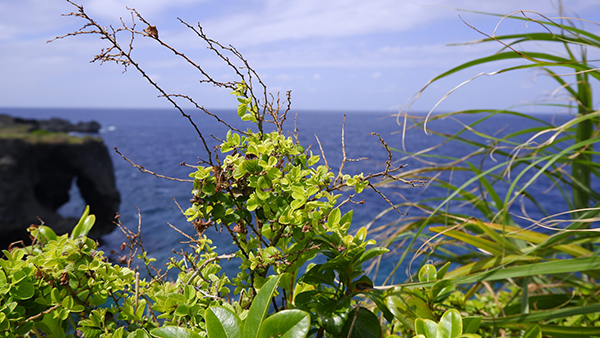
[0, 117, 120, 248]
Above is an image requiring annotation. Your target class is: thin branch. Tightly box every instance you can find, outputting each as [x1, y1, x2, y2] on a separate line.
[185, 253, 236, 285]
[115, 147, 193, 182]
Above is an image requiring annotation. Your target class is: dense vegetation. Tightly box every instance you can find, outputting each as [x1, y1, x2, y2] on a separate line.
[1, 3, 599, 337]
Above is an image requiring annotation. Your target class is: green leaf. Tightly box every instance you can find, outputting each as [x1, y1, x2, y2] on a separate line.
[358, 247, 389, 265]
[419, 264, 437, 282]
[340, 307, 382, 338]
[127, 329, 151, 338]
[10, 280, 34, 300]
[175, 304, 189, 316]
[454, 256, 600, 285]
[522, 325, 542, 338]
[437, 309, 462, 338]
[462, 317, 481, 334]
[71, 205, 95, 239]
[206, 306, 242, 338]
[34, 313, 66, 338]
[415, 318, 438, 338]
[327, 208, 341, 229]
[436, 261, 451, 280]
[151, 326, 202, 338]
[482, 303, 600, 326]
[237, 103, 247, 117]
[429, 227, 505, 257]
[243, 275, 281, 338]
[34, 225, 57, 242]
[385, 293, 434, 331]
[258, 309, 310, 338]
[430, 279, 455, 302]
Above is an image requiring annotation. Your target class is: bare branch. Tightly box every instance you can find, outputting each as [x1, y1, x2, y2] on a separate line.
[115, 147, 193, 182]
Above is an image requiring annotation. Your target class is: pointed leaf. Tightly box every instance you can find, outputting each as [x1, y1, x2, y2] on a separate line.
[358, 247, 389, 265]
[71, 205, 95, 239]
[429, 227, 504, 256]
[431, 279, 455, 302]
[243, 275, 281, 338]
[340, 307, 382, 338]
[436, 261, 451, 280]
[462, 317, 481, 334]
[522, 325, 542, 338]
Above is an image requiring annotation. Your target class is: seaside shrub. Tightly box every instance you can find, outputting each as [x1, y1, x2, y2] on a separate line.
[3, 2, 600, 337]
[2, 2, 414, 336]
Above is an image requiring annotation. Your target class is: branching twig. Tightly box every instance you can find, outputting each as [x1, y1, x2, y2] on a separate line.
[185, 253, 236, 285]
[115, 147, 193, 182]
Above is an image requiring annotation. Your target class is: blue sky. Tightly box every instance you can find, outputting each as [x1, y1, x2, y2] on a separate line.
[1, 0, 599, 113]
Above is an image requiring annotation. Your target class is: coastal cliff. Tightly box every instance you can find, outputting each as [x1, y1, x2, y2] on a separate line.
[0, 114, 120, 248]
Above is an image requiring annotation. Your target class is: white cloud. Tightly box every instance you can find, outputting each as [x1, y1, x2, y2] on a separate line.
[81, 0, 205, 21]
[195, 0, 597, 47]
[1, 0, 598, 110]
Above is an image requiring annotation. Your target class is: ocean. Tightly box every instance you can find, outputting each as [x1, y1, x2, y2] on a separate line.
[0, 107, 577, 282]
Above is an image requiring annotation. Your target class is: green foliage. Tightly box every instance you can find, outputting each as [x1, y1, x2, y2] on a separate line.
[9, 2, 600, 337]
[1, 48, 392, 338]
[206, 275, 310, 338]
[413, 309, 482, 338]
[373, 9, 600, 338]
[0, 218, 137, 337]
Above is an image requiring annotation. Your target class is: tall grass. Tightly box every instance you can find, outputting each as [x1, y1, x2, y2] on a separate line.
[376, 10, 600, 337]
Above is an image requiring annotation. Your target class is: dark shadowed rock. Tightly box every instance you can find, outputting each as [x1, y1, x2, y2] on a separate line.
[0, 115, 119, 249]
[0, 114, 101, 133]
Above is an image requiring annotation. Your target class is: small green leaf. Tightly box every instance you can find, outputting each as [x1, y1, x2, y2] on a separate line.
[35, 225, 58, 242]
[237, 104, 248, 117]
[327, 208, 341, 229]
[522, 324, 542, 338]
[175, 304, 189, 316]
[437, 262, 451, 280]
[151, 326, 202, 338]
[354, 227, 367, 244]
[419, 264, 437, 283]
[437, 309, 462, 338]
[340, 307, 382, 338]
[10, 280, 35, 300]
[462, 317, 481, 334]
[62, 295, 74, 310]
[127, 328, 151, 338]
[431, 279, 455, 302]
[71, 305, 85, 313]
[358, 247, 389, 265]
[71, 206, 95, 239]
[415, 318, 438, 338]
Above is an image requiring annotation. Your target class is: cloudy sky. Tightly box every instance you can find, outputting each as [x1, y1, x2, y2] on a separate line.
[1, 0, 599, 112]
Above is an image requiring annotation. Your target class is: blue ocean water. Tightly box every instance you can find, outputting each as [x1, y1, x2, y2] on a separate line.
[0, 107, 578, 282]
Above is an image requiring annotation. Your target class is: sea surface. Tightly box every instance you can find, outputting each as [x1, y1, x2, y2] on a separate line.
[0, 107, 584, 283]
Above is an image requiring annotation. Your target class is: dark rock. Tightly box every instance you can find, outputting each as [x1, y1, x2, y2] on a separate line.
[0, 114, 101, 133]
[0, 116, 120, 249]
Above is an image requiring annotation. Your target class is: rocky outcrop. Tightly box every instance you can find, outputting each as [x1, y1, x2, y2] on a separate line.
[0, 114, 101, 133]
[0, 115, 120, 249]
